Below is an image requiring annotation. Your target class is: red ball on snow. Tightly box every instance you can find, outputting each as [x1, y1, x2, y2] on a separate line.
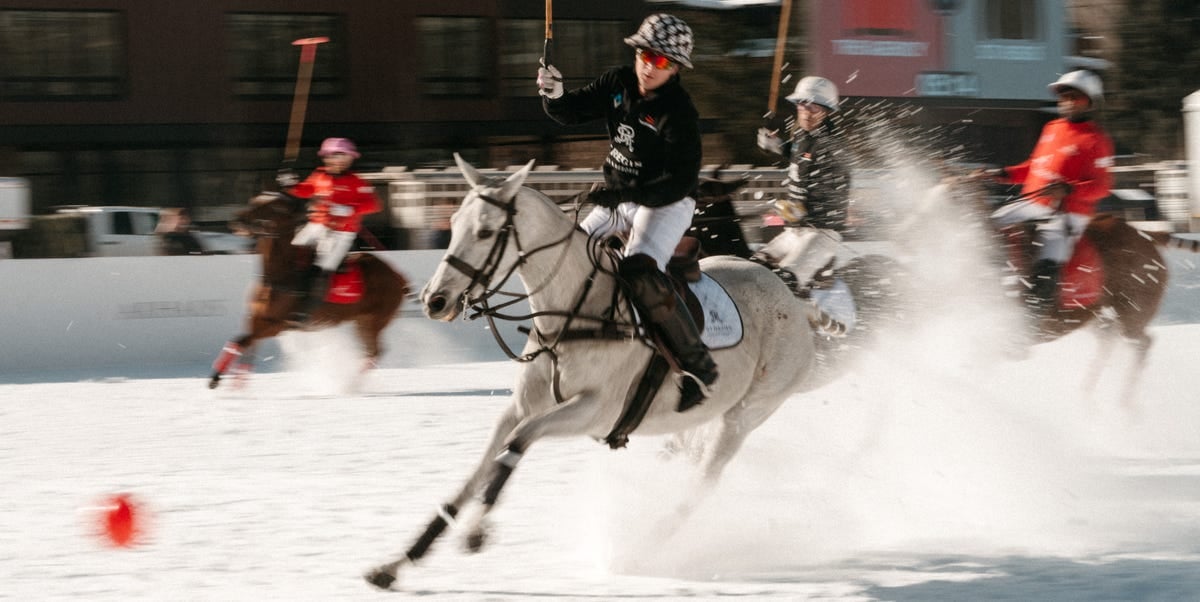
[99, 494, 141, 548]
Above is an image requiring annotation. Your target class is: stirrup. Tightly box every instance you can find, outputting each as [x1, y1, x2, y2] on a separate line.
[677, 373, 712, 412]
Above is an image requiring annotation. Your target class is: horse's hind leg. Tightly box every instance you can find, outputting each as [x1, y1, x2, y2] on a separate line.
[354, 316, 386, 372]
[1119, 332, 1152, 411]
[655, 395, 787, 541]
[1083, 326, 1117, 401]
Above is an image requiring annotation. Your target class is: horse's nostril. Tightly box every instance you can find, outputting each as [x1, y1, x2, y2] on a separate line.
[427, 295, 447, 314]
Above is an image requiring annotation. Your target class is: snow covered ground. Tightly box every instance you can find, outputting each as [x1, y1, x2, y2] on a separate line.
[3, 239, 1199, 600]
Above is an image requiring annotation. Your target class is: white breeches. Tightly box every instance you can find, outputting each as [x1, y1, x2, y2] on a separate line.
[759, 226, 842, 285]
[292, 222, 356, 271]
[580, 197, 697, 271]
[990, 200, 1089, 263]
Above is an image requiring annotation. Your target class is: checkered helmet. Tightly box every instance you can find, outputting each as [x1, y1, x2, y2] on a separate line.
[624, 14, 693, 69]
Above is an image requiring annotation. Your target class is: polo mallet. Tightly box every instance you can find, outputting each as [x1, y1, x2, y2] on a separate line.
[284, 37, 329, 165]
[543, 0, 554, 67]
[765, 0, 794, 122]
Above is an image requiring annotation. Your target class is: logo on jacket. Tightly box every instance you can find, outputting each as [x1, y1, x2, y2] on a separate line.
[613, 91, 623, 108]
[615, 123, 636, 152]
[638, 114, 658, 132]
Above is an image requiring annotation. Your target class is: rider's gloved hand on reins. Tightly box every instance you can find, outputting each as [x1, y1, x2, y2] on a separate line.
[1044, 180, 1073, 202]
[585, 183, 622, 208]
[276, 168, 300, 189]
[537, 61, 563, 99]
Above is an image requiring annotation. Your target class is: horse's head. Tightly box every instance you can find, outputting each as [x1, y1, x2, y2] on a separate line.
[420, 154, 535, 321]
[230, 191, 306, 238]
[695, 167, 749, 207]
[692, 168, 753, 258]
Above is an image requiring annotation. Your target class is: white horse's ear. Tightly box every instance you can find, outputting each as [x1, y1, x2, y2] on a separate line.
[498, 159, 536, 200]
[454, 153, 482, 188]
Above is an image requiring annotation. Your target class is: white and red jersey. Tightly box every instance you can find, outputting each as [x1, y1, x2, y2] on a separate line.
[1003, 117, 1114, 215]
[291, 168, 382, 232]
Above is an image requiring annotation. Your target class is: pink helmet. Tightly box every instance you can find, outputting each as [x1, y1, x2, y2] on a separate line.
[317, 137, 360, 158]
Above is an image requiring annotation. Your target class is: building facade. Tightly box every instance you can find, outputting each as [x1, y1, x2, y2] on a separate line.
[0, 0, 646, 215]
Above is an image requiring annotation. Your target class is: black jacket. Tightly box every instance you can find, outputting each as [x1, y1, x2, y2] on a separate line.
[781, 123, 851, 232]
[543, 66, 701, 208]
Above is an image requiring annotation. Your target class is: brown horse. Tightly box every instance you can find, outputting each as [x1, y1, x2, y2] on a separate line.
[207, 191, 409, 389]
[998, 213, 1200, 403]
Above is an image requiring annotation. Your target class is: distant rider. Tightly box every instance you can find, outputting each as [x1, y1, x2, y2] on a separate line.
[537, 13, 716, 409]
[277, 137, 382, 324]
[985, 70, 1114, 315]
[754, 76, 851, 295]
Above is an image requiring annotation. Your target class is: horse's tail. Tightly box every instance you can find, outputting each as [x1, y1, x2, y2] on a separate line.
[1143, 230, 1200, 253]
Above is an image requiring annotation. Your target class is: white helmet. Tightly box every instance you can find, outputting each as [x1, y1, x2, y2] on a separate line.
[785, 76, 839, 111]
[1048, 70, 1103, 105]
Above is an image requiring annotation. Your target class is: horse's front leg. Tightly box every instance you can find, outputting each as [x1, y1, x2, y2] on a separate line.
[454, 389, 608, 548]
[365, 401, 524, 591]
[209, 334, 255, 389]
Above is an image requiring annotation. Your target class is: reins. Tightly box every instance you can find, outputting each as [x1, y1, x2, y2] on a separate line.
[444, 188, 639, 369]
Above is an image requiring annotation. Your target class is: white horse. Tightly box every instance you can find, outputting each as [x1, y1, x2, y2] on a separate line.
[365, 155, 832, 590]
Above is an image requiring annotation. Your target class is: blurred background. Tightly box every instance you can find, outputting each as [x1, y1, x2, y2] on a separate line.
[1, 0, 1197, 253]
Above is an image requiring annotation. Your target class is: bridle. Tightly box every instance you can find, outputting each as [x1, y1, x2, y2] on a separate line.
[440, 186, 640, 397]
[234, 192, 307, 287]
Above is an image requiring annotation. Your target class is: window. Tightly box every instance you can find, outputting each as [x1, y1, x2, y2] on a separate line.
[0, 10, 125, 100]
[227, 13, 345, 97]
[418, 17, 491, 96]
[501, 19, 628, 96]
[842, 0, 915, 37]
[983, 0, 1039, 41]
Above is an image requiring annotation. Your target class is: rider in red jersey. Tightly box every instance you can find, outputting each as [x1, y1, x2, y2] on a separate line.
[278, 137, 382, 324]
[987, 70, 1115, 315]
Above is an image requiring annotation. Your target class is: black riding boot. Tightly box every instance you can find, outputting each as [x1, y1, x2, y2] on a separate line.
[290, 268, 331, 325]
[619, 254, 718, 410]
[1028, 259, 1061, 318]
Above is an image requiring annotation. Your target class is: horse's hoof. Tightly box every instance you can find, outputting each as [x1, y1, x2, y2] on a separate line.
[464, 528, 487, 553]
[207, 377, 219, 390]
[364, 568, 397, 590]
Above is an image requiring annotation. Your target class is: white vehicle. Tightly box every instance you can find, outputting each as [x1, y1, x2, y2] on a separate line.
[8, 205, 252, 258]
[55, 206, 162, 256]
[0, 178, 31, 258]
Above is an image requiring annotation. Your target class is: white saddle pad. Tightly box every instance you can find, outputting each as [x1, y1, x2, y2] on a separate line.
[689, 273, 743, 350]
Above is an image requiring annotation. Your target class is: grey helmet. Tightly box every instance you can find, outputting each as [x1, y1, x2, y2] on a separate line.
[786, 76, 840, 111]
[624, 14, 694, 69]
[1048, 69, 1103, 105]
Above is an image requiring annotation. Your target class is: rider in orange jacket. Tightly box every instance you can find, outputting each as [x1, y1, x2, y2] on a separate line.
[278, 137, 382, 324]
[988, 70, 1115, 315]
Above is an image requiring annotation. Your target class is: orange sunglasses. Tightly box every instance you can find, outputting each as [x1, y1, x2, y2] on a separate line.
[636, 49, 675, 70]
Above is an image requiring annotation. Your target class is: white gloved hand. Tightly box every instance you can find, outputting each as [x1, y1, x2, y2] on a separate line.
[329, 204, 353, 217]
[757, 128, 784, 155]
[537, 63, 563, 99]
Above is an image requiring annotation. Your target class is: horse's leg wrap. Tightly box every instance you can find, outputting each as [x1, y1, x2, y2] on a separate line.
[483, 446, 523, 506]
[364, 502, 460, 590]
[211, 342, 243, 375]
[619, 254, 717, 409]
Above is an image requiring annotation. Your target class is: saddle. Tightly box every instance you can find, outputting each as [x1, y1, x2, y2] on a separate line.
[999, 218, 1104, 310]
[290, 247, 366, 305]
